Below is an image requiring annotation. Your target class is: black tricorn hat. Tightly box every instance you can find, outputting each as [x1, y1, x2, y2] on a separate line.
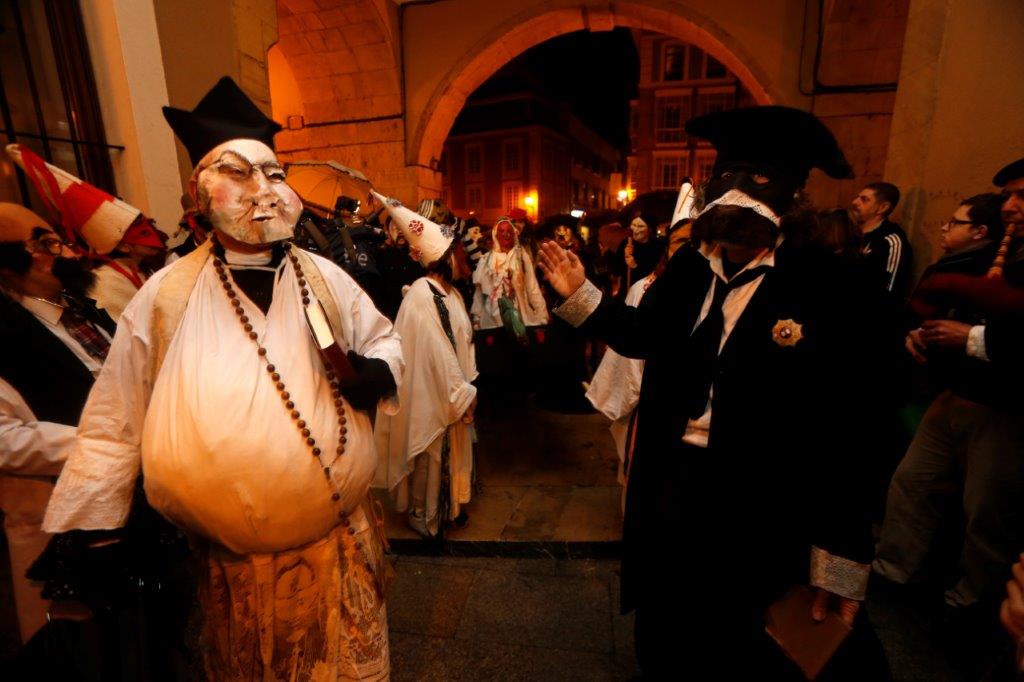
[162, 76, 282, 167]
[685, 105, 852, 187]
[993, 157, 1024, 187]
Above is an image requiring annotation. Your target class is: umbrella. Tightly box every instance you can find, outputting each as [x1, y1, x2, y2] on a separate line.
[285, 160, 373, 218]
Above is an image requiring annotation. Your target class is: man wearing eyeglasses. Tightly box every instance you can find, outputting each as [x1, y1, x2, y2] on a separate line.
[0, 202, 114, 644]
[874, 166, 1024, 673]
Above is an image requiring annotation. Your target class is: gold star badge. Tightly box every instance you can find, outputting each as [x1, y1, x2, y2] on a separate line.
[772, 319, 803, 347]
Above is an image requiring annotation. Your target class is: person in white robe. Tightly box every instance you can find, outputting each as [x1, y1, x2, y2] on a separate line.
[586, 275, 650, 486]
[471, 216, 548, 331]
[41, 77, 403, 681]
[371, 196, 478, 538]
[586, 217, 693, 498]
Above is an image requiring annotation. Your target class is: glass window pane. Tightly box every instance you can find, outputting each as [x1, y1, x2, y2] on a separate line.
[663, 45, 684, 81]
[0, 0, 42, 138]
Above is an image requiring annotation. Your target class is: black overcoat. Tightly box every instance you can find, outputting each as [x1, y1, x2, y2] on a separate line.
[579, 243, 886, 617]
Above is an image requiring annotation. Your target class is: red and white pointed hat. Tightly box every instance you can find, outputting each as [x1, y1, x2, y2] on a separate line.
[371, 190, 454, 265]
[5, 143, 160, 255]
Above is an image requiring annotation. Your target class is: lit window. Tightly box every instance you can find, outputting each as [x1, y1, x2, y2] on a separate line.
[663, 44, 684, 81]
[694, 151, 717, 184]
[655, 96, 690, 143]
[502, 182, 521, 213]
[653, 155, 688, 190]
[697, 91, 735, 116]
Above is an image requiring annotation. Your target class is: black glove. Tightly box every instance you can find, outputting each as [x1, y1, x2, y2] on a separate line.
[342, 351, 397, 410]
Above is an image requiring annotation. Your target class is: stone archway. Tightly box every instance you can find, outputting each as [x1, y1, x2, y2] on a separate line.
[271, 0, 788, 202]
[409, 3, 776, 172]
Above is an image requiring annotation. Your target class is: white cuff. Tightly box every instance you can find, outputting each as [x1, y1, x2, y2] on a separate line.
[966, 325, 989, 361]
[809, 546, 870, 601]
[553, 280, 602, 327]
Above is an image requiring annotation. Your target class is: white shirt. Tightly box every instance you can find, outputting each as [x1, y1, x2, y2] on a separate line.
[43, 246, 404, 555]
[682, 243, 775, 447]
[0, 377, 75, 477]
[553, 243, 775, 449]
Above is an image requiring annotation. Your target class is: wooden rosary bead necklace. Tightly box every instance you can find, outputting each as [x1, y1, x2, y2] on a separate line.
[212, 242, 358, 537]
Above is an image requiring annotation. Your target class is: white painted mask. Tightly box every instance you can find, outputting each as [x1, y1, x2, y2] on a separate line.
[193, 139, 302, 245]
[630, 217, 649, 242]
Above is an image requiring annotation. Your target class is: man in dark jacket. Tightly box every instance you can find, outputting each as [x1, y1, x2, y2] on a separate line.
[853, 181, 913, 298]
[875, 168, 1024, 639]
[539, 106, 891, 679]
[0, 203, 114, 645]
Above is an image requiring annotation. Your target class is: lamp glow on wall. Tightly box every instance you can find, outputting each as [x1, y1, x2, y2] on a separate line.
[523, 190, 539, 220]
[617, 189, 628, 204]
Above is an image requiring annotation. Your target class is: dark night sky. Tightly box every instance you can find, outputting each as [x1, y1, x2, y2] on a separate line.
[466, 28, 640, 152]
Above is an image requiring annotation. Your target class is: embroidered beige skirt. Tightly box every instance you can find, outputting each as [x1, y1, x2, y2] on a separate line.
[198, 520, 392, 681]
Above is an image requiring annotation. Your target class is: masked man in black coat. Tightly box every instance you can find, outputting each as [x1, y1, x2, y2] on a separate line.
[539, 106, 892, 679]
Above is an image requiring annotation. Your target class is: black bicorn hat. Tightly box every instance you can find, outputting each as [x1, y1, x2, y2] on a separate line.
[993, 157, 1024, 187]
[685, 105, 853, 187]
[162, 76, 282, 167]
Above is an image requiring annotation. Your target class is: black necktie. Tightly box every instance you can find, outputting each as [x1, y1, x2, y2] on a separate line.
[686, 265, 770, 419]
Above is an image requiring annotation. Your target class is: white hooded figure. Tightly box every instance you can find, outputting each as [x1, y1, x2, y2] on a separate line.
[373, 192, 478, 538]
[471, 216, 548, 330]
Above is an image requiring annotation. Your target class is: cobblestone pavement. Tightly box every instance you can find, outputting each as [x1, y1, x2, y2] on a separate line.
[385, 551, 1004, 682]
[386, 554, 638, 682]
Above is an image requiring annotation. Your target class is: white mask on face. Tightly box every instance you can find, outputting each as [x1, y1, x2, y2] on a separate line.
[193, 139, 302, 245]
[630, 217, 649, 243]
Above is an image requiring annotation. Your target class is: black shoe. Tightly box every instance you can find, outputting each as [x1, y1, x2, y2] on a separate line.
[453, 510, 470, 529]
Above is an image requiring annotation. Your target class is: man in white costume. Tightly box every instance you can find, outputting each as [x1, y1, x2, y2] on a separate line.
[373, 192, 478, 538]
[41, 77, 403, 681]
[471, 216, 548, 334]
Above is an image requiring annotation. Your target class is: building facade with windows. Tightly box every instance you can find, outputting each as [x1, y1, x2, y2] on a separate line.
[442, 92, 622, 226]
[627, 30, 755, 196]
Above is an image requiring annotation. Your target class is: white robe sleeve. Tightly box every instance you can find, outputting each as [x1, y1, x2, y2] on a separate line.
[42, 299, 153, 532]
[0, 378, 75, 477]
[585, 278, 648, 420]
[315, 254, 404, 417]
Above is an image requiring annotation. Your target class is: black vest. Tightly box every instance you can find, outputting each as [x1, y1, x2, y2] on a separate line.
[0, 294, 114, 426]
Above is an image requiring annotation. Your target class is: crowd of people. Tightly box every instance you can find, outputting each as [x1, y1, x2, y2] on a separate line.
[0, 74, 1023, 681]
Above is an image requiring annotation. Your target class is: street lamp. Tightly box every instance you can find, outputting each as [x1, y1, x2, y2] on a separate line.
[523, 190, 538, 220]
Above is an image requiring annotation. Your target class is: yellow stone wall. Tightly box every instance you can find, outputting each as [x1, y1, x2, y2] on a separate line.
[885, 0, 1024, 279]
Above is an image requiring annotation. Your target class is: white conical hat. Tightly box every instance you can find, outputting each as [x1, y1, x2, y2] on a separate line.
[6, 143, 141, 255]
[372, 190, 453, 265]
[671, 178, 697, 228]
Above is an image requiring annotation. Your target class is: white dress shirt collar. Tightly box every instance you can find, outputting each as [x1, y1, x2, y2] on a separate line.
[12, 292, 65, 326]
[697, 237, 779, 282]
